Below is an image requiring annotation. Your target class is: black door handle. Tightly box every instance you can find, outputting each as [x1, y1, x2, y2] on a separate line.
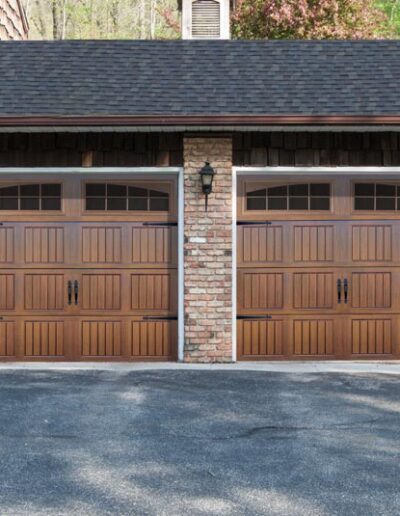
[74, 280, 79, 305]
[344, 279, 348, 304]
[337, 279, 342, 304]
[67, 281, 72, 305]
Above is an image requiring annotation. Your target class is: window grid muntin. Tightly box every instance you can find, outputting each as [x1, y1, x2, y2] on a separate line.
[354, 183, 400, 212]
[85, 183, 169, 212]
[0, 184, 61, 211]
[246, 183, 331, 212]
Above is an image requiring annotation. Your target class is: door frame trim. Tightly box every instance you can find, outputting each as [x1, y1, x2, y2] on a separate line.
[0, 166, 185, 362]
[232, 165, 400, 362]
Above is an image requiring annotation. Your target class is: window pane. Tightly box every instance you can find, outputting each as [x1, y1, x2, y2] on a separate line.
[268, 197, 287, 210]
[247, 188, 266, 197]
[0, 186, 18, 197]
[20, 198, 40, 210]
[247, 197, 266, 210]
[376, 197, 396, 211]
[107, 184, 126, 197]
[310, 184, 330, 196]
[42, 184, 61, 197]
[289, 184, 308, 197]
[355, 183, 374, 196]
[289, 197, 308, 210]
[128, 187, 147, 197]
[355, 197, 374, 210]
[149, 189, 168, 198]
[268, 186, 287, 197]
[86, 198, 106, 210]
[20, 184, 39, 197]
[108, 198, 126, 210]
[150, 198, 169, 211]
[42, 198, 61, 211]
[129, 198, 147, 211]
[86, 183, 106, 196]
[0, 198, 18, 210]
[376, 184, 395, 197]
[310, 197, 330, 210]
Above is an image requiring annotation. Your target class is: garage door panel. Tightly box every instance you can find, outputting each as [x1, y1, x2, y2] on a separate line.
[347, 316, 399, 357]
[81, 320, 124, 357]
[0, 226, 14, 264]
[0, 274, 15, 310]
[24, 320, 65, 357]
[237, 224, 283, 265]
[131, 319, 177, 359]
[292, 319, 336, 356]
[81, 225, 123, 264]
[131, 271, 177, 314]
[239, 270, 284, 311]
[24, 226, 65, 264]
[293, 272, 335, 309]
[351, 224, 393, 263]
[0, 321, 16, 357]
[237, 319, 285, 358]
[80, 272, 122, 311]
[293, 224, 335, 263]
[24, 273, 66, 311]
[132, 225, 177, 267]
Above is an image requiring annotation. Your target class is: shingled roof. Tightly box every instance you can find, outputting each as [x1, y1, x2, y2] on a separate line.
[1, 40, 400, 124]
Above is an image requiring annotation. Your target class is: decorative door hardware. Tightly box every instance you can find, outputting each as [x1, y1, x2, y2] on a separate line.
[67, 281, 72, 305]
[74, 280, 79, 305]
[343, 279, 348, 304]
[337, 279, 342, 304]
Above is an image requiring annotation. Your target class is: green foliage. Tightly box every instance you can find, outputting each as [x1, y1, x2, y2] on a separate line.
[231, 0, 389, 40]
[25, 0, 180, 40]
[24, 0, 400, 40]
[375, 0, 400, 36]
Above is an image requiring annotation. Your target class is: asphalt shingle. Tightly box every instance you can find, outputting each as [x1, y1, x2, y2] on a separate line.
[0, 39, 400, 117]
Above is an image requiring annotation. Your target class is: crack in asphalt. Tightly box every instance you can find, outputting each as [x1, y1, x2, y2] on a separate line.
[0, 418, 394, 441]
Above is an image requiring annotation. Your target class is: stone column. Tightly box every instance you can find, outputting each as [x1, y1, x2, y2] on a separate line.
[183, 136, 233, 362]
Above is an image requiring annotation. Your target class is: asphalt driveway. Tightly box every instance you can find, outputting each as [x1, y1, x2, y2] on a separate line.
[0, 369, 399, 515]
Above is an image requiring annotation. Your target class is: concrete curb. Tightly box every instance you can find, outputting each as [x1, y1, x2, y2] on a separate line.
[0, 361, 400, 374]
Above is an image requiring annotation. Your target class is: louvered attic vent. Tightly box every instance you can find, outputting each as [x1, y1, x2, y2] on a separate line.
[192, 0, 221, 39]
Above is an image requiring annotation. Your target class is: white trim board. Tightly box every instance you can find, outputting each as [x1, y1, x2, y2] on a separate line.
[0, 167, 182, 174]
[236, 166, 400, 176]
[0, 166, 185, 363]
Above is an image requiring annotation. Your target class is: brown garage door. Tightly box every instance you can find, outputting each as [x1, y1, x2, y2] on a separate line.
[237, 176, 400, 360]
[0, 175, 178, 361]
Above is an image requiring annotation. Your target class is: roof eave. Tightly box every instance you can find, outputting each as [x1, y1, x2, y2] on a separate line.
[1, 115, 400, 128]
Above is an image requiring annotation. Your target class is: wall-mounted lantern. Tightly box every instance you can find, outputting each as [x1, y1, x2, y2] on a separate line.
[199, 161, 215, 211]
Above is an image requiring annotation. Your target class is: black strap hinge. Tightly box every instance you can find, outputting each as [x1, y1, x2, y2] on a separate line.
[141, 222, 177, 227]
[142, 316, 178, 321]
[237, 221, 272, 226]
[237, 315, 272, 320]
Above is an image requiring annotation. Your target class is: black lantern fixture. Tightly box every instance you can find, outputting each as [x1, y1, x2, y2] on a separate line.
[199, 161, 215, 211]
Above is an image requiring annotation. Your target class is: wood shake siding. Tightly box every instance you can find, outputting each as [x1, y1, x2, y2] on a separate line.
[233, 132, 400, 167]
[0, 133, 183, 167]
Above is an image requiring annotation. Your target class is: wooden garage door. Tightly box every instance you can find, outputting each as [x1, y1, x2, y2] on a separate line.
[237, 176, 400, 360]
[0, 175, 178, 361]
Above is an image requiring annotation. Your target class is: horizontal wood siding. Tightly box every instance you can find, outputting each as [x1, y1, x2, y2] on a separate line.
[0, 133, 183, 167]
[233, 132, 400, 166]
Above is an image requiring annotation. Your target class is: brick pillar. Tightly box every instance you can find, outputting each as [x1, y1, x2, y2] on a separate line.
[183, 136, 233, 363]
